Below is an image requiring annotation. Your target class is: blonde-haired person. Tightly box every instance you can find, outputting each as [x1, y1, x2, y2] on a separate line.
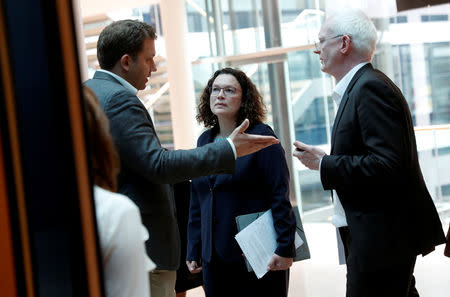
[83, 86, 155, 297]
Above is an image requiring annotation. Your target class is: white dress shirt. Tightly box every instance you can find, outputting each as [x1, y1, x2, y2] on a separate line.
[97, 69, 138, 95]
[323, 62, 368, 228]
[94, 185, 156, 297]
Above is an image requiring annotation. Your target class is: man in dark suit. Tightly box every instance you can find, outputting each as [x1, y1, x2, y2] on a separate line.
[84, 20, 279, 297]
[293, 8, 446, 297]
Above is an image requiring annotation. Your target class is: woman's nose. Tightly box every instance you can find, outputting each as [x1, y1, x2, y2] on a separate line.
[217, 89, 225, 98]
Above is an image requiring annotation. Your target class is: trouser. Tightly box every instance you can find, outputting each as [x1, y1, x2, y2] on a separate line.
[202, 251, 289, 297]
[150, 269, 177, 297]
[346, 255, 417, 297]
[339, 227, 419, 297]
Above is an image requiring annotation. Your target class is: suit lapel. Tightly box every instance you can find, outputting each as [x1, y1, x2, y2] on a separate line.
[330, 63, 372, 153]
[198, 126, 232, 190]
[211, 172, 226, 189]
[198, 129, 218, 190]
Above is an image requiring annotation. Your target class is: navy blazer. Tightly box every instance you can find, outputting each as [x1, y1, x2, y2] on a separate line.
[187, 123, 296, 263]
[84, 71, 236, 270]
[321, 64, 446, 271]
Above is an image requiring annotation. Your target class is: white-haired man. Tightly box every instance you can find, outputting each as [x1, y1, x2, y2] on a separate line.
[293, 8, 445, 297]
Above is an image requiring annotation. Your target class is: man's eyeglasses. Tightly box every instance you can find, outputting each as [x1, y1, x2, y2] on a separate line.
[314, 34, 344, 51]
[211, 86, 239, 97]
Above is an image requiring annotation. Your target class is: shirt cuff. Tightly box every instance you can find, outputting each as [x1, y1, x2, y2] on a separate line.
[226, 137, 237, 159]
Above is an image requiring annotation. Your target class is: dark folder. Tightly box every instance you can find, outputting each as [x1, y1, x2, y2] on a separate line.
[235, 206, 311, 272]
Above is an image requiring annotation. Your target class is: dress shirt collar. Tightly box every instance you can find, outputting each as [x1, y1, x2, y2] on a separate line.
[332, 62, 368, 107]
[97, 69, 138, 95]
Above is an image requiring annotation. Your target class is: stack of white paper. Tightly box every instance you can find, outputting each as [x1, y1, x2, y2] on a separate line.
[235, 210, 303, 279]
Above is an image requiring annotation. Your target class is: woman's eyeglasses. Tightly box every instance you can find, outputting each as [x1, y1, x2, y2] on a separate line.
[211, 87, 239, 97]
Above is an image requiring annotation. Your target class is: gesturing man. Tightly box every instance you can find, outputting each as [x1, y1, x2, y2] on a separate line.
[85, 20, 279, 297]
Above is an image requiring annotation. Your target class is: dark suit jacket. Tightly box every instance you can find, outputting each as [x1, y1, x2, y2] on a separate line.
[84, 71, 236, 270]
[321, 63, 446, 271]
[187, 123, 296, 264]
[445, 223, 450, 257]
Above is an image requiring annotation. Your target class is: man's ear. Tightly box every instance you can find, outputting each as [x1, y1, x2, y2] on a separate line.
[120, 54, 132, 72]
[340, 35, 352, 55]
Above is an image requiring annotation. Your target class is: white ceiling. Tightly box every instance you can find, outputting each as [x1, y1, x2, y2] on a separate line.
[79, 0, 160, 17]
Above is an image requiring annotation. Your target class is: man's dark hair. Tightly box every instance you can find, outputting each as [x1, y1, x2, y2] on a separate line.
[197, 67, 266, 128]
[97, 19, 157, 70]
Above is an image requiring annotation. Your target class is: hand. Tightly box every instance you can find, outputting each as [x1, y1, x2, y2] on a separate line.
[186, 261, 202, 274]
[267, 254, 293, 271]
[230, 119, 280, 158]
[293, 140, 326, 171]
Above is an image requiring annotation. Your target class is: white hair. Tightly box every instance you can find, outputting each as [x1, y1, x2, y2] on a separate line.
[326, 8, 378, 60]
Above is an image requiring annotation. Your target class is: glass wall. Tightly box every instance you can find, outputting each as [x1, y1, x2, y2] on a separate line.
[80, 0, 450, 223]
[426, 42, 450, 125]
[184, 0, 450, 223]
[77, 1, 450, 296]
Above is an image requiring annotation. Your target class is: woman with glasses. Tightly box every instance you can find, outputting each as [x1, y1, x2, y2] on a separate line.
[186, 68, 296, 297]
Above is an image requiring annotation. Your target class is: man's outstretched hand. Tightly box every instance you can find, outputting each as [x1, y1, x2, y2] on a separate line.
[230, 119, 279, 157]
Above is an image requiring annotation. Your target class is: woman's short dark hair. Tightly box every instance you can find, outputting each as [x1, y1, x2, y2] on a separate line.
[196, 67, 266, 128]
[83, 86, 120, 192]
[97, 19, 157, 70]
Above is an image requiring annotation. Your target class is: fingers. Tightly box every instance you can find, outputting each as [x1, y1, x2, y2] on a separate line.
[191, 267, 202, 273]
[294, 141, 326, 156]
[186, 261, 202, 274]
[246, 134, 279, 144]
[293, 141, 325, 171]
[267, 260, 287, 271]
[267, 257, 276, 271]
[267, 255, 294, 271]
[236, 118, 250, 134]
[292, 148, 303, 159]
[294, 151, 320, 170]
[294, 140, 309, 152]
[267, 257, 284, 271]
[229, 119, 248, 141]
[293, 141, 308, 159]
[234, 134, 280, 158]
